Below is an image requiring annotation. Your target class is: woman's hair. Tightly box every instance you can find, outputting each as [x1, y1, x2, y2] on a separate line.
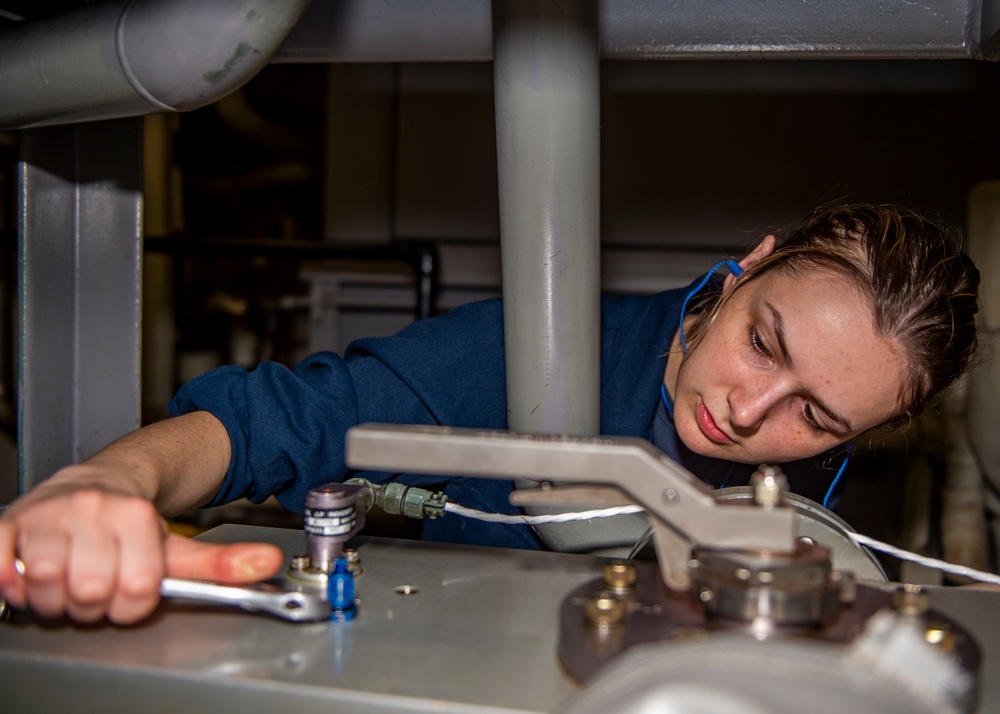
[688, 203, 980, 430]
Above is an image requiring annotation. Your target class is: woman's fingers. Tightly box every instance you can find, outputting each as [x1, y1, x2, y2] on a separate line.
[0, 519, 26, 608]
[15, 528, 71, 618]
[164, 535, 284, 584]
[2, 482, 285, 625]
[2, 487, 170, 624]
[103, 497, 168, 625]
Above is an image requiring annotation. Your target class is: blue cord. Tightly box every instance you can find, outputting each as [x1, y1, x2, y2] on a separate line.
[660, 382, 673, 416]
[678, 260, 743, 354]
[822, 448, 851, 508]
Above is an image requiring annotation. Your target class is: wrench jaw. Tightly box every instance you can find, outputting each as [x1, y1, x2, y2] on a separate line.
[160, 578, 333, 623]
[264, 590, 332, 623]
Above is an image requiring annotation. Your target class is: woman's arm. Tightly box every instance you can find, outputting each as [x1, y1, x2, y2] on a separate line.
[0, 411, 282, 624]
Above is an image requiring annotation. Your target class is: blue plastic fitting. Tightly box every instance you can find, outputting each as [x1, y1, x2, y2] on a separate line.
[328, 557, 357, 622]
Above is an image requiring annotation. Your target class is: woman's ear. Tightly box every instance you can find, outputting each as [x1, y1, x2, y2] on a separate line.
[723, 235, 776, 289]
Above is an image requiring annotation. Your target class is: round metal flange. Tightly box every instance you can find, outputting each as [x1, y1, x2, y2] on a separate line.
[557, 561, 980, 684]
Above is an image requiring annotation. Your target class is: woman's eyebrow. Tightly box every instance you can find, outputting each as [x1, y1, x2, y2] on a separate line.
[764, 300, 854, 433]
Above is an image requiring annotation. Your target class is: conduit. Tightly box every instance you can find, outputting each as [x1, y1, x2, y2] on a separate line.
[0, 0, 312, 130]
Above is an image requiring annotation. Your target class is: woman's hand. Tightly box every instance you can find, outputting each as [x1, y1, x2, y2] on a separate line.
[0, 412, 284, 625]
[0, 469, 283, 624]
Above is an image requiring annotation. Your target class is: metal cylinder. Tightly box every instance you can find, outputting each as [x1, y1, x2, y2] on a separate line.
[494, 0, 633, 553]
[493, 0, 601, 438]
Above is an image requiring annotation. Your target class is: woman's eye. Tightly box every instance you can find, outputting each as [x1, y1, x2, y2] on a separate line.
[802, 404, 826, 434]
[748, 324, 772, 359]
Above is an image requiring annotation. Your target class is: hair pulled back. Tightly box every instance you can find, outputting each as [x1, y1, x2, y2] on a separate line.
[694, 204, 980, 429]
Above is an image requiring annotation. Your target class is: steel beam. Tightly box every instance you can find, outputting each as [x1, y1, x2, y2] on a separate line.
[17, 119, 142, 492]
[276, 0, 989, 62]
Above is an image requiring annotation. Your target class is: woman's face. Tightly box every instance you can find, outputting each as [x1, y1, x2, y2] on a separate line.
[672, 267, 907, 464]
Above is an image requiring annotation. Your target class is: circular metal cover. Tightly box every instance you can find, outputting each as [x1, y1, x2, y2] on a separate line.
[554, 634, 965, 714]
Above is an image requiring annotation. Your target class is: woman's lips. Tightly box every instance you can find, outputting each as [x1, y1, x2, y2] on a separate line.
[696, 400, 733, 444]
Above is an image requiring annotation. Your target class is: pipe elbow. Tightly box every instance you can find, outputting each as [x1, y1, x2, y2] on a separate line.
[0, 0, 312, 129]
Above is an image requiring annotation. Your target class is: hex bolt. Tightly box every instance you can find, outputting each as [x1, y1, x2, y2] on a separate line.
[289, 555, 311, 573]
[344, 548, 363, 577]
[750, 465, 788, 508]
[603, 560, 637, 593]
[584, 591, 625, 630]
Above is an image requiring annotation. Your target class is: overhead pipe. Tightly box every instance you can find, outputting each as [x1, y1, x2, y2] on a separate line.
[0, 0, 312, 130]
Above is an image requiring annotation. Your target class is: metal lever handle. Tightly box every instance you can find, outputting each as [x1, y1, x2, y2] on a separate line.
[160, 578, 331, 622]
[345, 423, 796, 552]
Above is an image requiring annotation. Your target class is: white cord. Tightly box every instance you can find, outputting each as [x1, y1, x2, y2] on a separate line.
[444, 501, 645, 524]
[849, 532, 1000, 587]
[446, 501, 1000, 586]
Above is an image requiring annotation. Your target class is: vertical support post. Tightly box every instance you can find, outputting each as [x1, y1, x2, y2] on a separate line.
[18, 119, 143, 493]
[493, 0, 601, 438]
[495, 0, 648, 553]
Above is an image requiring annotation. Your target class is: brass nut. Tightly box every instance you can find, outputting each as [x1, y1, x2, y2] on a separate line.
[603, 560, 637, 592]
[585, 591, 625, 629]
[924, 623, 956, 654]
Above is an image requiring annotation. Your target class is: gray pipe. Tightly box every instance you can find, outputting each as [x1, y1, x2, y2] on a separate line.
[0, 0, 312, 130]
[494, 0, 601, 439]
[495, 0, 647, 554]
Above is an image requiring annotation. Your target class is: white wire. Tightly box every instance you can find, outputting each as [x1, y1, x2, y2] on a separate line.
[446, 501, 1000, 586]
[848, 532, 1000, 586]
[444, 501, 645, 525]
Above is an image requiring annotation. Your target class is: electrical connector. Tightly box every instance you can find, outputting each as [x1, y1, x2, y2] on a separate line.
[346, 478, 448, 519]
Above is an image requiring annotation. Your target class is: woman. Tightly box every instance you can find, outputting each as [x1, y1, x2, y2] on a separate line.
[0, 203, 979, 624]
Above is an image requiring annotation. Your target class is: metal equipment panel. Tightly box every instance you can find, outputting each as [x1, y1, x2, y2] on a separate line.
[17, 119, 142, 492]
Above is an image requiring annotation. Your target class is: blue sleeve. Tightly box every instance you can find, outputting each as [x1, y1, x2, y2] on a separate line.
[169, 299, 509, 513]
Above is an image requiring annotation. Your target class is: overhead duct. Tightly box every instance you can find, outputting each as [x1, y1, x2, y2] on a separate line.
[0, 0, 312, 130]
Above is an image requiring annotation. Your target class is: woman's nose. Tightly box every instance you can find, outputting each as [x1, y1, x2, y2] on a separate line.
[728, 381, 781, 431]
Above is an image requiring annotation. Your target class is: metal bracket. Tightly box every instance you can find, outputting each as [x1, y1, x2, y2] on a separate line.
[345, 423, 796, 589]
